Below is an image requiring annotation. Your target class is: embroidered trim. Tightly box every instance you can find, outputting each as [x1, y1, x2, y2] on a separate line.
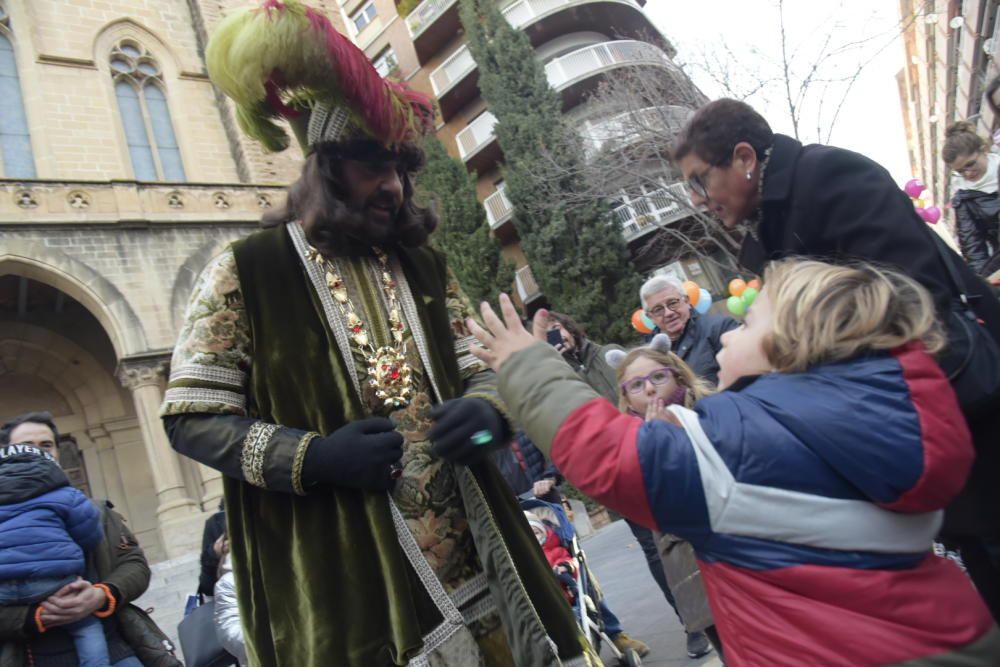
[391, 256, 444, 403]
[561, 654, 592, 667]
[163, 387, 245, 411]
[169, 363, 245, 388]
[453, 334, 477, 355]
[241, 422, 278, 488]
[450, 572, 488, 608]
[292, 432, 319, 496]
[456, 354, 482, 372]
[460, 595, 498, 626]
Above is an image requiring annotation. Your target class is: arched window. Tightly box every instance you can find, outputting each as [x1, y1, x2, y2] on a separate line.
[0, 4, 37, 178]
[110, 40, 185, 181]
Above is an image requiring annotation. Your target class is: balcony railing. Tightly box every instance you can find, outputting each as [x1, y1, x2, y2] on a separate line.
[515, 265, 541, 301]
[544, 39, 676, 90]
[579, 105, 693, 155]
[456, 112, 498, 160]
[484, 188, 513, 228]
[613, 183, 690, 240]
[405, 0, 458, 38]
[430, 44, 476, 96]
[503, 0, 642, 29]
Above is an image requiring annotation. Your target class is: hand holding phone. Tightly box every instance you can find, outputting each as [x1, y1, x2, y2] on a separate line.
[546, 329, 563, 347]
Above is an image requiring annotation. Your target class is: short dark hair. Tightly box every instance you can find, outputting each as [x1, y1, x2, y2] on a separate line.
[549, 312, 586, 348]
[262, 138, 438, 247]
[672, 98, 774, 166]
[0, 411, 59, 446]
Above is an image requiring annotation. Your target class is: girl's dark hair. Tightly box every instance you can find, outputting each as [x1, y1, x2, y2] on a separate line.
[942, 121, 986, 164]
[548, 311, 586, 348]
[262, 138, 437, 247]
[672, 98, 774, 166]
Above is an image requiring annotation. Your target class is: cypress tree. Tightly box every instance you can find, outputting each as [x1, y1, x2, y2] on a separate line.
[459, 0, 642, 343]
[418, 135, 513, 305]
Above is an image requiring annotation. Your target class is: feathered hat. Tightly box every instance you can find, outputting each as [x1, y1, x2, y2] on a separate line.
[206, 0, 435, 153]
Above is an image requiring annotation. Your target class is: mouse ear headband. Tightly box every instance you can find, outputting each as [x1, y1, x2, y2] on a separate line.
[604, 333, 672, 369]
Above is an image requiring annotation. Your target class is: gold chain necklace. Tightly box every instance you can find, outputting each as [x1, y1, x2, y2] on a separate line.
[307, 246, 414, 408]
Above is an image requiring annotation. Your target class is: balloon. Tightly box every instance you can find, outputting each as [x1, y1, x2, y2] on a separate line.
[742, 287, 759, 307]
[728, 278, 747, 297]
[915, 207, 929, 221]
[695, 288, 712, 314]
[924, 206, 941, 224]
[631, 308, 652, 334]
[726, 295, 747, 317]
[682, 280, 700, 306]
[747, 278, 761, 290]
[641, 312, 655, 331]
[904, 178, 925, 199]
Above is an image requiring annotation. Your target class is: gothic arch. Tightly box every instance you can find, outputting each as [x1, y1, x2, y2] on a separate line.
[0, 240, 149, 356]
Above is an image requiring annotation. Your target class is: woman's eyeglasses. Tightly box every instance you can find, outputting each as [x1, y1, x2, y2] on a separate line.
[621, 367, 677, 395]
[686, 165, 716, 199]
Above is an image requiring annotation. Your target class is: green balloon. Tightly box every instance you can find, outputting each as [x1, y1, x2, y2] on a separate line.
[742, 287, 759, 307]
[726, 295, 747, 317]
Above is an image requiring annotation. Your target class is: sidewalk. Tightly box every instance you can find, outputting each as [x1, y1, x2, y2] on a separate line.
[581, 519, 722, 667]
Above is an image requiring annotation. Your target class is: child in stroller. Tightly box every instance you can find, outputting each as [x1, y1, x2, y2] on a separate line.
[522, 498, 645, 667]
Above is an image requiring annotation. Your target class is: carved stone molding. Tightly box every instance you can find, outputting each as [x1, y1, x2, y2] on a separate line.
[117, 353, 171, 391]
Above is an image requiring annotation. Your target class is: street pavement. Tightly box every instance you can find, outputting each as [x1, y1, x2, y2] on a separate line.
[582, 519, 723, 667]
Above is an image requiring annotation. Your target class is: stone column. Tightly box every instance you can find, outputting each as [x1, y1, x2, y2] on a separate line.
[119, 354, 206, 557]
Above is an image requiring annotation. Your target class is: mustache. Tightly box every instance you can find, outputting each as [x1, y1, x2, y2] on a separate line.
[366, 193, 401, 211]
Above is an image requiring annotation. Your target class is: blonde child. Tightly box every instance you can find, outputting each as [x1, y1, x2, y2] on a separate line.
[471, 259, 999, 666]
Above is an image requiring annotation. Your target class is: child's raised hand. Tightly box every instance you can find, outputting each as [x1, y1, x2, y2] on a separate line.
[467, 294, 545, 371]
[645, 398, 681, 426]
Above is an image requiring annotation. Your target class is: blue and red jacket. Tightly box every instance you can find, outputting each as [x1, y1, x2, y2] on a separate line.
[499, 342, 999, 666]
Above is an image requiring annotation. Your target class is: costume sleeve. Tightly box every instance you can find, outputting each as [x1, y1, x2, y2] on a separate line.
[444, 267, 512, 424]
[161, 247, 251, 417]
[162, 248, 318, 495]
[164, 414, 317, 496]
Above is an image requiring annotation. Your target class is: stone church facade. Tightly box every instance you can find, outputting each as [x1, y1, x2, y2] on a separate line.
[0, 0, 351, 562]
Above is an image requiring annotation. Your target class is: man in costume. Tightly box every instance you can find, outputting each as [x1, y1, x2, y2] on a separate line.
[160, 2, 596, 666]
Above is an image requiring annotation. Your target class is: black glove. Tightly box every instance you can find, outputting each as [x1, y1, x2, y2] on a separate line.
[302, 418, 403, 492]
[428, 398, 508, 465]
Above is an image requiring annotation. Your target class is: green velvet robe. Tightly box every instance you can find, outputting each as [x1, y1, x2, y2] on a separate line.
[227, 225, 595, 667]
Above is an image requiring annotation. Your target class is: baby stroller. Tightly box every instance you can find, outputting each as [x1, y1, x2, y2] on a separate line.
[520, 496, 642, 667]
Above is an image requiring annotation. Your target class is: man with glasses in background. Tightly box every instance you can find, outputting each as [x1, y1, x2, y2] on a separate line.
[639, 276, 738, 385]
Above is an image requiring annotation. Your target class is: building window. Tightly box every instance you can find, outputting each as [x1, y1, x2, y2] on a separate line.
[372, 46, 398, 77]
[0, 5, 37, 178]
[110, 40, 185, 181]
[351, 2, 377, 33]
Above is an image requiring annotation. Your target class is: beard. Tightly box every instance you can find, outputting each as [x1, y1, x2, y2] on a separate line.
[303, 198, 401, 256]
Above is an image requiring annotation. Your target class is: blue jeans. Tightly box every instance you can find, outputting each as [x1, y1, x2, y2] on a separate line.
[0, 576, 111, 667]
[598, 599, 622, 638]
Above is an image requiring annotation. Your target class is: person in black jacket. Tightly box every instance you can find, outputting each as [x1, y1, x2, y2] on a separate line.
[638, 275, 738, 386]
[196, 501, 226, 599]
[943, 121, 1000, 278]
[672, 98, 1000, 622]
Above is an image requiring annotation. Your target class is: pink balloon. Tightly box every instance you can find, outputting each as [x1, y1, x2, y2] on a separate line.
[924, 206, 941, 224]
[915, 207, 930, 222]
[904, 178, 926, 199]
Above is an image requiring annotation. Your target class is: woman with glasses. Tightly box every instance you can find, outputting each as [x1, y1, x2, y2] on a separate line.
[944, 121, 1000, 278]
[672, 97, 1000, 624]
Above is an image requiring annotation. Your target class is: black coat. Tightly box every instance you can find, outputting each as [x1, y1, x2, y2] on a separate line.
[670, 312, 739, 385]
[952, 188, 1000, 277]
[740, 134, 1000, 344]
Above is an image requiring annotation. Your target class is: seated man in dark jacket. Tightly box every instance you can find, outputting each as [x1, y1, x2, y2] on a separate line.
[639, 276, 739, 386]
[0, 411, 180, 667]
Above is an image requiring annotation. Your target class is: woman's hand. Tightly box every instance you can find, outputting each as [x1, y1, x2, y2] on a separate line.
[467, 294, 549, 372]
[645, 398, 681, 426]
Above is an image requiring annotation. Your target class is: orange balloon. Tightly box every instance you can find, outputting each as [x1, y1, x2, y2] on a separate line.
[747, 278, 761, 290]
[631, 308, 653, 334]
[682, 280, 700, 306]
[729, 278, 747, 297]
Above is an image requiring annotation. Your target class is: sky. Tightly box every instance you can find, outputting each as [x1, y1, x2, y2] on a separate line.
[643, 0, 913, 185]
